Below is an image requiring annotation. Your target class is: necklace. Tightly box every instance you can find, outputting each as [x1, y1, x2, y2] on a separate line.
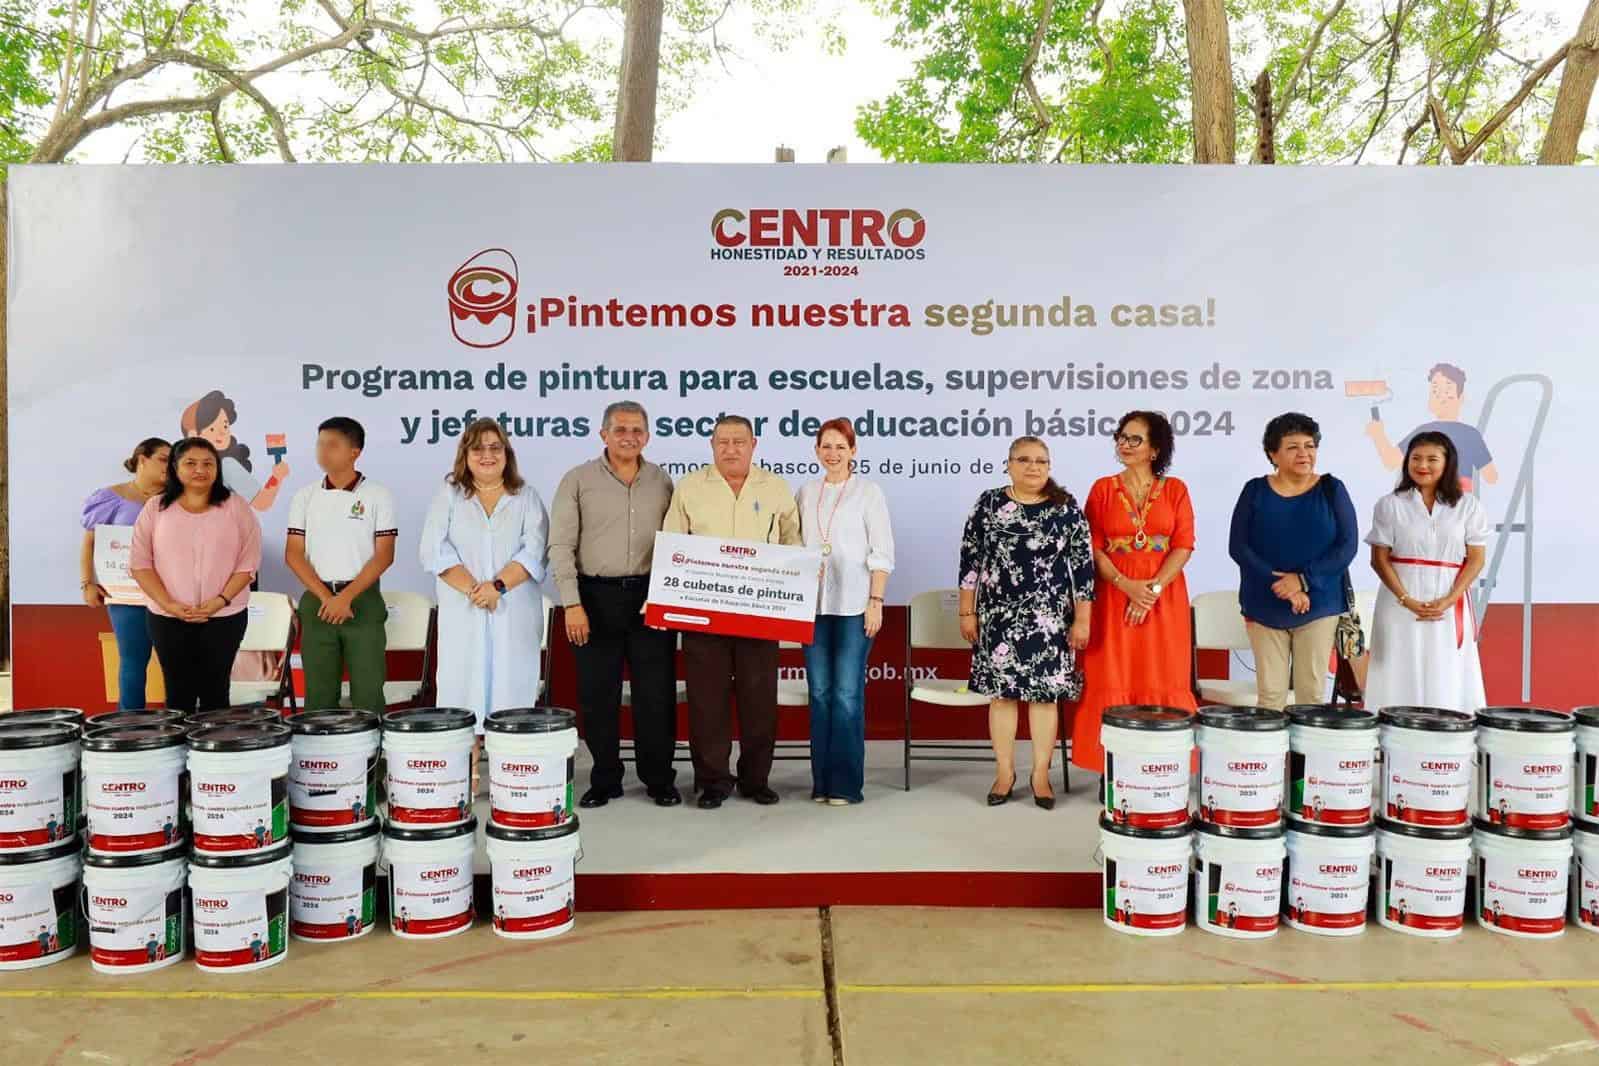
[1007, 486, 1045, 505]
[816, 476, 852, 557]
[1117, 474, 1161, 550]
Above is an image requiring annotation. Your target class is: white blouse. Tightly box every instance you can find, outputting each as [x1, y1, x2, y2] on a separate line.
[795, 475, 895, 616]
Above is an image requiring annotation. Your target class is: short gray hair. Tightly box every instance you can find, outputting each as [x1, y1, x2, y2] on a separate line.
[602, 400, 649, 432]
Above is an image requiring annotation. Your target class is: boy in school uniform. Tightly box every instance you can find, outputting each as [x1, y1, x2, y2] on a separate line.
[285, 417, 397, 711]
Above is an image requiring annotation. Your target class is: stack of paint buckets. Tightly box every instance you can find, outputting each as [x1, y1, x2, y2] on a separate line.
[1097, 706, 1197, 937]
[0, 708, 86, 972]
[1192, 705, 1291, 939]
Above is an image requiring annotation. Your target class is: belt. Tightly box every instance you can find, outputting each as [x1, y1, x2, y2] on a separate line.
[325, 580, 357, 594]
[1389, 556, 1475, 648]
[579, 574, 650, 587]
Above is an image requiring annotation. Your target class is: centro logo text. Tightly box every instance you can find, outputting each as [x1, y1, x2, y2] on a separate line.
[421, 867, 460, 882]
[720, 544, 757, 558]
[711, 209, 926, 248]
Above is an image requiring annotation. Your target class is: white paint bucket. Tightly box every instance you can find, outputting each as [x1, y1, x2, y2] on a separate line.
[1476, 707, 1574, 831]
[1571, 821, 1599, 934]
[82, 843, 187, 974]
[382, 708, 476, 828]
[1286, 705, 1376, 826]
[485, 707, 579, 830]
[289, 710, 381, 833]
[1571, 707, 1599, 826]
[1099, 706, 1194, 830]
[384, 816, 477, 940]
[290, 822, 380, 943]
[1197, 706, 1287, 828]
[187, 723, 293, 856]
[82, 724, 188, 855]
[1283, 820, 1373, 936]
[1374, 818, 1471, 938]
[0, 722, 80, 853]
[1473, 819, 1572, 939]
[1098, 814, 1190, 936]
[188, 843, 293, 972]
[1192, 821, 1284, 939]
[1378, 706, 1476, 828]
[0, 838, 81, 970]
[486, 818, 581, 939]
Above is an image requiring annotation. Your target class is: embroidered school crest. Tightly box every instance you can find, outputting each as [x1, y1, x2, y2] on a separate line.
[350, 500, 366, 519]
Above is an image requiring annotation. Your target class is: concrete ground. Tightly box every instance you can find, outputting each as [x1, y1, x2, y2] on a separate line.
[7, 907, 1599, 1066]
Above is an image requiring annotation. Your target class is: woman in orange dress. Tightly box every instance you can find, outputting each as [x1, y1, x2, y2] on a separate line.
[1072, 411, 1198, 774]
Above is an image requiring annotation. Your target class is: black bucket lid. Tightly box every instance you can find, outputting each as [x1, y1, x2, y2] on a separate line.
[485, 707, 578, 734]
[382, 707, 476, 733]
[1472, 816, 1572, 842]
[81, 724, 187, 752]
[1286, 816, 1374, 839]
[0, 837, 80, 865]
[1286, 705, 1376, 730]
[292, 821, 381, 846]
[1195, 820, 1285, 842]
[85, 841, 189, 868]
[1477, 707, 1574, 733]
[486, 817, 579, 843]
[1377, 706, 1476, 732]
[0, 722, 79, 749]
[1574, 820, 1599, 838]
[291, 709, 380, 736]
[189, 841, 293, 869]
[84, 710, 186, 734]
[1102, 706, 1195, 732]
[384, 815, 478, 843]
[1199, 706, 1286, 731]
[186, 722, 292, 752]
[1574, 707, 1599, 728]
[1098, 812, 1191, 840]
[1, 708, 84, 727]
[185, 707, 282, 728]
[1376, 816, 1472, 842]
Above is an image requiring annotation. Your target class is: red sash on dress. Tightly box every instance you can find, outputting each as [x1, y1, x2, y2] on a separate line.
[1389, 556, 1474, 648]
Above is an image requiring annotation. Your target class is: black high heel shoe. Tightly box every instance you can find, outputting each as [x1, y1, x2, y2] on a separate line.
[986, 772, 1017, 806]
[1032, 771, 1056, 811]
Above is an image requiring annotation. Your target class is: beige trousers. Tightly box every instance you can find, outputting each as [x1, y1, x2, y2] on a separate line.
[1246, 615, 1339, 710]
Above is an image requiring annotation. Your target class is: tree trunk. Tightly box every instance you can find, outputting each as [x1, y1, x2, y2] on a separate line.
[612, 0, 665, 162]
[1182, 0, 1237, 163]
[1539, 0, 1599, 164]
[1252, 68, 1275, 163]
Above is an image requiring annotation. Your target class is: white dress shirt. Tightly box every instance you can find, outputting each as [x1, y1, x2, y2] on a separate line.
[796, 475, 895, 616]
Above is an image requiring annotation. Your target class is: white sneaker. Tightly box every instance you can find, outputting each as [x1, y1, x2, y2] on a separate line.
[827, 797, 850, 806]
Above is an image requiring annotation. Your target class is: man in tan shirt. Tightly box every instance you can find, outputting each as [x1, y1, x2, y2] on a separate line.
[549, 401, 681, 808]
[662, 415, 801, 808]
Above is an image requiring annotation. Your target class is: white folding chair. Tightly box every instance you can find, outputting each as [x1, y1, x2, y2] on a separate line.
[903, 589, 1068, 791]
[339, 590, 435, 709]
[774, 639, 813, 763]
[1191, 589, 1259, 707]
[229, 591, 297, 710]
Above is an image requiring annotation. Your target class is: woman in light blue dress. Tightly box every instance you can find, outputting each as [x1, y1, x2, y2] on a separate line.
[419, 419, 549, 732]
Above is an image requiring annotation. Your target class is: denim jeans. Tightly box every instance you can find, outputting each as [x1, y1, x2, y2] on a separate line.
[106, 604, 153, 710]
[803, 613, 873, 803]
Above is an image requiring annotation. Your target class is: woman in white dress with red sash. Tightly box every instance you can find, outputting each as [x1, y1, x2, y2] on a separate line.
[1364, 431, 1488, 713]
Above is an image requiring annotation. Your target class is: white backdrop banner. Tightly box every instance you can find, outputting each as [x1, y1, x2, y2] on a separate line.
[8, 165, 1595, 606]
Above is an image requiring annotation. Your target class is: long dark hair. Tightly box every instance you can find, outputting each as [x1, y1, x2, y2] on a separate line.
[1394, 431, 1462, 505]
[123, 437, 170, 474]
[160, 438, 233, 509]
[1007, 435, 1072, 508]
[184, 391, 253, 473]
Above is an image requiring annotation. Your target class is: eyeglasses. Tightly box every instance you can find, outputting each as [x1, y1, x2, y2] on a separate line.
[1114, 433, 1146, 448]
[469, 443, 505, 456]
[1008, 457, 1050, 467]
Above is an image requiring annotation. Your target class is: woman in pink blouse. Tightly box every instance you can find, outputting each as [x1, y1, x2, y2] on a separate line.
[130, 438, 263, 712]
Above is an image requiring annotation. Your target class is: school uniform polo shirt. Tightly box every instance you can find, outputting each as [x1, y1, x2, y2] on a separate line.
[286, 473, 398, 582]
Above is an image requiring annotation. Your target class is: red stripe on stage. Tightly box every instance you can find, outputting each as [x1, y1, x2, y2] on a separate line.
[571, 871, 1102, 910]
[644, 604, 814, 644]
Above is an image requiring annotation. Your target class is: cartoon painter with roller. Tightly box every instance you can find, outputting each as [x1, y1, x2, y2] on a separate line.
[1361, 364, 1498, 491]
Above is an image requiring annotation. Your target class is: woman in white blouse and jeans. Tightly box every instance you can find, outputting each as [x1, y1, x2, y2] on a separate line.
[796, 418, 896, 805]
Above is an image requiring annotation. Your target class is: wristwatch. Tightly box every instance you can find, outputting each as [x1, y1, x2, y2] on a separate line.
[1148, 582, 1163, 597]
[493, 579, 508, 594]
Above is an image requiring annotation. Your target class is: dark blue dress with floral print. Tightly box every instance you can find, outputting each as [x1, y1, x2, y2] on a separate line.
[959, 487, 1096, 701]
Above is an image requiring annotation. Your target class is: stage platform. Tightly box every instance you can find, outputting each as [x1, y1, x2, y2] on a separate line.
[478, 741, 1104, 911]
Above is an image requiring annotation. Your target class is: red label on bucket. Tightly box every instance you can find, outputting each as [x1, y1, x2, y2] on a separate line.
[88, 829, 177, 852]
[488, 807, 568, 830]
[392, 909, 473, 937]
[292, 917, 370, 940]
[1383, 802, 1467, 827]
[1287, 905, 1364, 930]
[494, 903, 573, 935]
[1385, 908, 1461, 932]
[388, 803, 472, 825]
[289, 806, 363, 829]
[1198, 805, 1281, 829]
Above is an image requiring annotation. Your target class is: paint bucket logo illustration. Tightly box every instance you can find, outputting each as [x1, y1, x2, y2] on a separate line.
[448, 248, 518, 348]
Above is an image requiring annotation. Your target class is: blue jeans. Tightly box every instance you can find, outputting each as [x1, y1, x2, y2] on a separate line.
[804, 614, 873, 803]
[106, 604, 153, 710]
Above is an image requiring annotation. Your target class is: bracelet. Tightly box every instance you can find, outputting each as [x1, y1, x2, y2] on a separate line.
[868, 596, 884, 604]
[959, 611, 976, 617]
[219, 592, 232, 606]
[79, 581, 91, 589]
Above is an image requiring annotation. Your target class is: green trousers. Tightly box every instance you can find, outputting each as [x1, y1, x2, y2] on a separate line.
[298, 585, 388, 712]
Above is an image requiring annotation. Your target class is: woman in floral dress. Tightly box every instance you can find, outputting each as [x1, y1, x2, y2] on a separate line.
[958, 436, 1096, 809]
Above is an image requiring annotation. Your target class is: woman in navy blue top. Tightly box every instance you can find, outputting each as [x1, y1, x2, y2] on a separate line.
[1228, 413, 1358, 709]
